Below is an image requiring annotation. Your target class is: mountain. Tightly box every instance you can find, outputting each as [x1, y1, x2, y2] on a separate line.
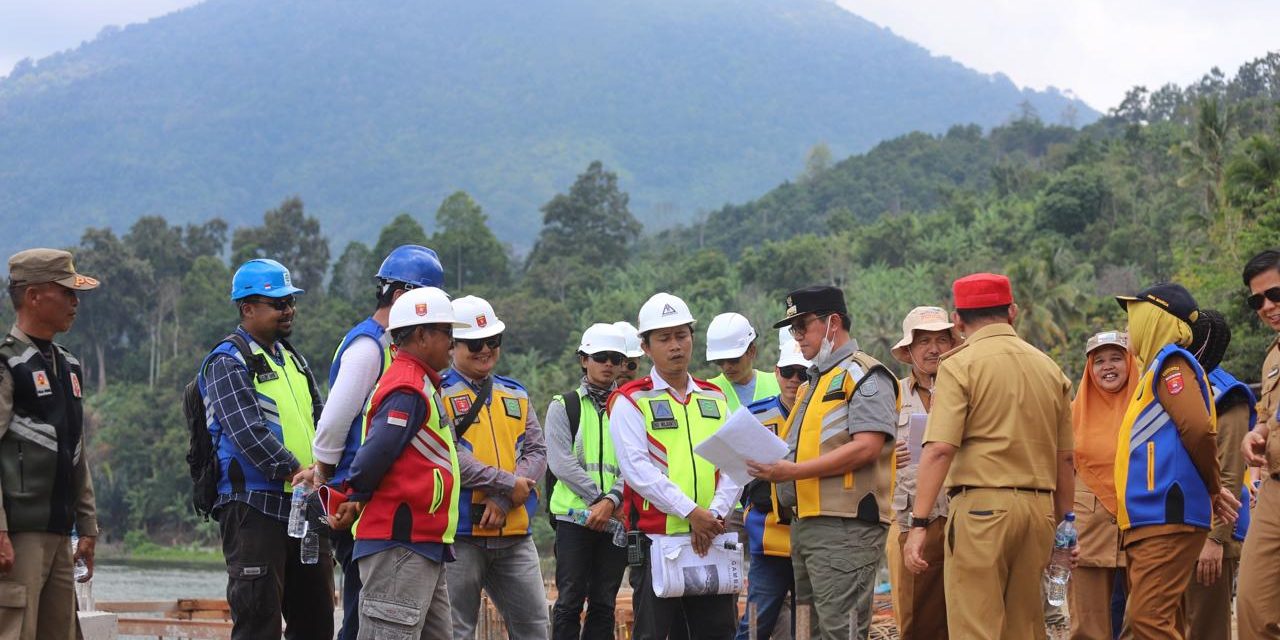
[0, 0, 1096, 256]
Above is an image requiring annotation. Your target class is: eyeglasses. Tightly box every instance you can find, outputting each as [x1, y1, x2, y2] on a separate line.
[455, 335, 502, 352]
[788, 314, 827, 340]
[252, 296, 296, 311]
[586, 352, 625, 365]
[1248, 287, 1280, 311]
[778, 365, 807, 380]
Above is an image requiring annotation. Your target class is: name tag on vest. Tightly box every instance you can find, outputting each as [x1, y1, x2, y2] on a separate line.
[651, 399, 677, 429]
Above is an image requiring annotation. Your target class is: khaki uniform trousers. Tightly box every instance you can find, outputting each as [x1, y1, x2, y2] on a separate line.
[887, 519, 948, 639]
[944, 488, 1054, 640]
[0, 532, 77, 640]
[1239, 478, 1280, 639]
[1183, 554, 1237, 640]
[1123, 529, 1205, 640]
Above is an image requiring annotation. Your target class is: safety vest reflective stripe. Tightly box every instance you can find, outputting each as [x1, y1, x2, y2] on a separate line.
[549, 389, 620, 517]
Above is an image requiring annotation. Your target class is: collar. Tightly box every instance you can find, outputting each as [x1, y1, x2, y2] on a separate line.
[963, 323, 1017, 343]
[236, 325, 281, 357]
[7, 324, 32, 345]
[394, 349, 444, 387]
[810, 338, 859, 374]
[649, 366, 699, 395]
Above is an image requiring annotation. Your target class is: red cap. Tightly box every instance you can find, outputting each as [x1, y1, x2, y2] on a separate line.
[953, 273, 1014, 310]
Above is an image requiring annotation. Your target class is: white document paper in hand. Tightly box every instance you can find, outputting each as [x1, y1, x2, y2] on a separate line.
[693, 406, 790, 487]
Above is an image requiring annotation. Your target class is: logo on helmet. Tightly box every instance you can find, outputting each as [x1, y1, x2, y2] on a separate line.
[476, 315, 488, 328]
[415, 303, 428, 316]
[661, 304, 677, 317]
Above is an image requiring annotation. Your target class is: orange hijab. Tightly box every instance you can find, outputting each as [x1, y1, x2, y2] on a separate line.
[1072, 345, 1139, 515]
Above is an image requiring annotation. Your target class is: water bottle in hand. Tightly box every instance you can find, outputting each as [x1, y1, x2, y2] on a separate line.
[567, 507, 628, 547]
[70, 534, 89, 581]
[1045, 512, 1077, 606]
[287, 483, 311, 538]
[301, 524, 319, 565]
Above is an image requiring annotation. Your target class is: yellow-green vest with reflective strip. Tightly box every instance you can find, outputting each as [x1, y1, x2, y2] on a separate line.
[548, 389, 620, 517]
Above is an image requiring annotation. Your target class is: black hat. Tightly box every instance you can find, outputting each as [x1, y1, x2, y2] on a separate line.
[1115, 283, 1199, 324]
[773, 286, 848, 329]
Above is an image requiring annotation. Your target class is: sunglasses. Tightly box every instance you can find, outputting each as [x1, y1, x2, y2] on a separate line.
[586, 352, 625, 365]
[251, 296, 296, 311]
[455, 335, 502, 353]
[1248, 287, 1280, 311]
[778, 365, 807, 380]
[788, 314, 828, 340]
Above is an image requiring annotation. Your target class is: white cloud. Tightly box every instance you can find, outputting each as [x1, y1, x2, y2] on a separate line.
[0, 0, 200, 75]
[836, 0, 1280, 110]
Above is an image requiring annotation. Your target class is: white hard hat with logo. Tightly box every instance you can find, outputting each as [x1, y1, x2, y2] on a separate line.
[706, 312, 757, 361]
[613, 321, 644, 358]
[579, 323, 628, 355]
[452, 295, 506, 340]
[777, 327, 812, 368]
[387, 287, 470, 331]
[637, 292, 696, 334]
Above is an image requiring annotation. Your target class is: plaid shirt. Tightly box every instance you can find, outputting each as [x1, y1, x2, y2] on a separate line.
[206, 329, 319, 522]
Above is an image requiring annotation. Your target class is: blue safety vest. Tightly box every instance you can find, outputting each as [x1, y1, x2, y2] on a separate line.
[327, 317, 390, 483]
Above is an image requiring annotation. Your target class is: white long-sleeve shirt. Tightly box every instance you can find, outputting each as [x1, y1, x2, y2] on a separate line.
[609, 366, 742, 521]
[312, 332, 388, 466]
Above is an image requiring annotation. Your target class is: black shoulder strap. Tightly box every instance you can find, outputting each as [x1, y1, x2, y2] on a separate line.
[565, 388, 583, 440]
[454, 376, 493, 440]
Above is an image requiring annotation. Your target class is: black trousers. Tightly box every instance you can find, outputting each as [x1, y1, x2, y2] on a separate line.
[631, 536, 737, 640]
[552, 521, 629, 639]
[333, 528, 361, 640]
[219, 501, 334, 640]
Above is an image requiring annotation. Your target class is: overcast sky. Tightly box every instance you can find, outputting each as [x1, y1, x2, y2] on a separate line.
[1, 0, 1277, 110]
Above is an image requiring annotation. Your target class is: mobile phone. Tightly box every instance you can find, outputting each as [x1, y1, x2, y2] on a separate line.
[626, 531, 643, 566]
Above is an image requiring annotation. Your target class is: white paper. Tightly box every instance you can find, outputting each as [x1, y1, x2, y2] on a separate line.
[693, 407, 790, 487]
[649, 533, 744, 598]
[907, 412, 928, 461]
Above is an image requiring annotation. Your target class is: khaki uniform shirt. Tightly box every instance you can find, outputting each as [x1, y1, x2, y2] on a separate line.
[1258, 337, 1280, 477]
[1074, 483, 1125, 568]
[892, 376, 948, 528]
[924, 323, 1073, 490]
[1214, 400, 1250, 558]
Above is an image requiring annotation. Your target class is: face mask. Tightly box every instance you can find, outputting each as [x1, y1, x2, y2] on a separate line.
[815, 315, 836, 363]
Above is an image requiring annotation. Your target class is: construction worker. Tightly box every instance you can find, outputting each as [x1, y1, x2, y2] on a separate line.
[1112, 284, 1238, 640]
[198, 259, 333, 639]
[1183, 310, 1253, 639]
[610, 292, 741, 640]
[749, 285, 899, 640]
[885, 306, 958, 639]
[313, 244, 443, 640]
[613, 321, 643, 383]
[1239, 248, 1280, 639]
[1068, 331, 1138, 640]
[0, 249, 100, 640]
[547, 323, 629, 640]
[330, 287, 469, 640]
[706, 312, 781, 414]
[903, 273, 1073, 640]
[439, 296, 548, 640]
[735, 328, 810, 640]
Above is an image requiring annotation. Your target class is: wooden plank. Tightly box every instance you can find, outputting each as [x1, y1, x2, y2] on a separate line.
[117, 616, 232, 639]
[178, 598, 231, 612]
[96, 600, 181, 614]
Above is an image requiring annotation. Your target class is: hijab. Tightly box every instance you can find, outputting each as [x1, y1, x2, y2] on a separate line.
[1072, 344, 1139, 515]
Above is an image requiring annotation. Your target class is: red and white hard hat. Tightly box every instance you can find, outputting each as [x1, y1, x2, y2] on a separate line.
[452, 295, 506, 340]
[387, 287, 469, 331]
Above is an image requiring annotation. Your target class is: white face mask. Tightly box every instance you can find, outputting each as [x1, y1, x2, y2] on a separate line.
[815, 315, 836, 363]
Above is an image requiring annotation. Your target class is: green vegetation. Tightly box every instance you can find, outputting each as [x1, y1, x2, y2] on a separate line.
[17, 52, 1278, 550]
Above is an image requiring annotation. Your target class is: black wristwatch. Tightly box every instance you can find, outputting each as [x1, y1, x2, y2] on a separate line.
[909, 515, 933, 528]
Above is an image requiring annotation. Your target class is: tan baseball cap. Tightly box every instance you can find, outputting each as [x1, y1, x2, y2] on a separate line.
[892, 306, 959, 364]
[1085, 330, 1127, 355]
[7, 249, 100, 290]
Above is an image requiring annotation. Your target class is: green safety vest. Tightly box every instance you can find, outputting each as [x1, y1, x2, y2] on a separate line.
[708, 369, 782, 414]
[548, 389, 619, 517]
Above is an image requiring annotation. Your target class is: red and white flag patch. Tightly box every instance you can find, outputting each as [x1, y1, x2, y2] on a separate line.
[386, 410, 410, 428]
[1163, 369, 1184, 395]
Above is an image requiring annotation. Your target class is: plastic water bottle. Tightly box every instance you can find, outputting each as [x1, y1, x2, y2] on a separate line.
[300, 524, 319, 565]
[1045, 512, 1077, 606]
[567, 507, 628, 547]
[69, 534, 89, 581]
[287, 484, 311, 538]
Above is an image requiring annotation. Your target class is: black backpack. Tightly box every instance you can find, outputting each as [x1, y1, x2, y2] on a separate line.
[546, 392, 582, 528]
[184, 333, 321, 521]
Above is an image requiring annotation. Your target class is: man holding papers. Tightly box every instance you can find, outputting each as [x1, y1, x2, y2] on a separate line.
[609, 292, 741, 640]
[748, 285, 900, 640]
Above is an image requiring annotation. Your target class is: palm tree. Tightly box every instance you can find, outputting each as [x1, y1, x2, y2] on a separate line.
[1225, 131, 1280, 213]
[1006, 250, 1091, 360]
[1174, 96, 1234, 218]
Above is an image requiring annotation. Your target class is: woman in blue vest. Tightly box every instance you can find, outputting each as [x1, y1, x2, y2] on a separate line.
[1113, 284, 1240, 640]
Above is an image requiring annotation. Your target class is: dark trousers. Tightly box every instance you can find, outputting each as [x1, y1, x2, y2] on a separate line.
[631, 537, 737, 640]
[734, 554, 794, 640]
[334, 528, 361, 640]
[552, 521, 629, 639]
[219, 501, 334, 640]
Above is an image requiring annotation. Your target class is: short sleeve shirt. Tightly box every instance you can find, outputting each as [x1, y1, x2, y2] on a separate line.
[924, 323, 1073, 490]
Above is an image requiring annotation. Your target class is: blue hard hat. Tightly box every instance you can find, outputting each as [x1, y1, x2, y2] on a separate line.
[230, 259, 306, 301]
[376, 245, 444, 289]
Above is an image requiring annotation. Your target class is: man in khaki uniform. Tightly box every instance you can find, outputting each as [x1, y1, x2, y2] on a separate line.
[1239, 248, 1280, 638]
[903, 273, 1074, 640]
[0, 249, 101, 640]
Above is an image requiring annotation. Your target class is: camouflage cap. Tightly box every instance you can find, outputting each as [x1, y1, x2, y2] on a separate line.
[7, 248, 100, 290]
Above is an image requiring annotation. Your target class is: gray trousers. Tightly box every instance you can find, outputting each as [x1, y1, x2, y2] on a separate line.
[357, 547, 452, 640]
[447, 536, 549, 640]
[791, 516, 887, 640]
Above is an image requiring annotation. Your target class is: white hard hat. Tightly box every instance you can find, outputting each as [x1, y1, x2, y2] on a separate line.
[636, 292, 696, 335]
[612, 321, 644, 358]
[452, 295, 506, 340]
[387, 287, 469, 331]
[706, 312, 757, 361]
[579, 323, 628, 355]
[777, 327, 812, 369]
